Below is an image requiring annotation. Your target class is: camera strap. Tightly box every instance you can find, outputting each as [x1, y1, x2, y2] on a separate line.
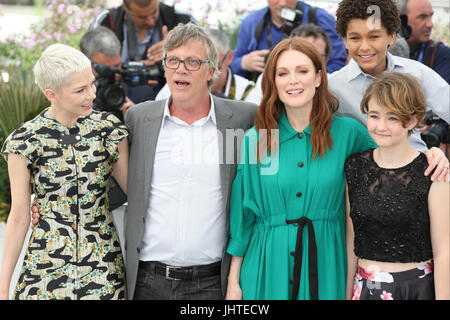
[420, 40, 442, 69]
[254, 16, 270, 48]
[126, 15, 139, 61]
[267, 23, 273, 50]
[241, 83, 256, 101]
[125, 15, 157, 61]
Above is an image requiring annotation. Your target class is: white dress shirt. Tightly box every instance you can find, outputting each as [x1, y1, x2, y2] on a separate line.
[328, 52, 449, 152]
[139, 95, 226, 266]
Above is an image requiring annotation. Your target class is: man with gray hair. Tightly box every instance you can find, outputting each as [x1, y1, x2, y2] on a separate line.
[155, 28, 258, 102]
[80, 26, 134, 123]
[124, 22, 257, 300]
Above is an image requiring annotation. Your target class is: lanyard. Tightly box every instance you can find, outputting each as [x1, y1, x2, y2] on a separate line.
[266, 23, 273, 50]
[228, 72, 255, 101]
[125, 15, 156, 61]
[417, 42, 427, 63]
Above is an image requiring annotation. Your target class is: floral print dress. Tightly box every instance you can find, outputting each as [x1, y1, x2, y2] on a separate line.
[2, 109, 128, 300]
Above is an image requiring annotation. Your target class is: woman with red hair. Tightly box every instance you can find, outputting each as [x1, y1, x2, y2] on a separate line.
[225, 38, 376, 300]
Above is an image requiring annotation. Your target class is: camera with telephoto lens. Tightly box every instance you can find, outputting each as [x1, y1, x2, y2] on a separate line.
[94, 61, 164, 111]
[280, 6, 303, 36]
[421, 110, 450, 148]
[121, 61, 164, 86]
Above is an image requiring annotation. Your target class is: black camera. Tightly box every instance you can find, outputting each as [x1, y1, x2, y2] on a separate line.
[121, 61, 164, 86]
[280, 6, 303, 36]
[94, 61, 164, 111]
[421, 111, 450, 148]
[94, 63, 126, 111]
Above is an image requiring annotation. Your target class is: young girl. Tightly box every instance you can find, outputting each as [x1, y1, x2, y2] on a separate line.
[0, 44, 129, 300]
[344, 72, 449, 300]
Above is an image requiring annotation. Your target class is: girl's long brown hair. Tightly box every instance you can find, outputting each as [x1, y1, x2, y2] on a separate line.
[254, 38, 339, 161]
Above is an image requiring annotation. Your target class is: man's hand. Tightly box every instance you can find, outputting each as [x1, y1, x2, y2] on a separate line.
[425, 147, 450, 181]
[142, 25, 168, 87]
[120, 96, 134, 118]
[241, 49, 270, 73]
[146, 25, 168, 64]
[31, 200, 40, 229]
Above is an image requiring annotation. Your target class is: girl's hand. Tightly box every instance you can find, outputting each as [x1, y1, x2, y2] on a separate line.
[425, 147, 449, 181]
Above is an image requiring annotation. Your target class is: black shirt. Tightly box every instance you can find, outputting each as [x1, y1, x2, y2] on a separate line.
[344, 149, 433, 263]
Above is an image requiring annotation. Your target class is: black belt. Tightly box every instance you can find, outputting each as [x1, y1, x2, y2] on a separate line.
[286, 216, 318, 300]
[139, 261, 221, 281]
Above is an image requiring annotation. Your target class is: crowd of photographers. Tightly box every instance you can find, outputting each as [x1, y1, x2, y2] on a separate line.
[86, 0, 448, 149]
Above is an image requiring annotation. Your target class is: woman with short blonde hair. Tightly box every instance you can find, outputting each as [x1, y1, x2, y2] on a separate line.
[0, 44, 129, 300]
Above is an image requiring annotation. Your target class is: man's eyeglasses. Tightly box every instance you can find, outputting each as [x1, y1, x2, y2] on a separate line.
[163, 56, 210, 71]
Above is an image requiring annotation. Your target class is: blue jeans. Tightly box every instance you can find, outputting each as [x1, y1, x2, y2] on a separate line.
[133, 262, 223, 300]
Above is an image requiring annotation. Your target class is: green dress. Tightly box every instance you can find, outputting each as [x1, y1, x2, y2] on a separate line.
[226, 111, 375, 300]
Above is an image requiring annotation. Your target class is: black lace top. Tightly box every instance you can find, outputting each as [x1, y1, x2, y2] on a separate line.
[344, 149, 433, 263]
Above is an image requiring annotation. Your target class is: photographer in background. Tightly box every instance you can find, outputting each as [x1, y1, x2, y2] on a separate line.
[80, 27, 129, 211]
[398, 0, 450, 83]
[80, 26, 134, 122]
[90, 0, 194, 101]
[231, 0, 346, 81]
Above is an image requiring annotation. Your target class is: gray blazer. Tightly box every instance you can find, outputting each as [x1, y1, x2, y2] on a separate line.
[124, 96, 257, 299]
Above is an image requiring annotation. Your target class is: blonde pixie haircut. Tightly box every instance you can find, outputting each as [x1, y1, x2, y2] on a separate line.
[33, 43, 92, 93]
[361, 72, 427, 134]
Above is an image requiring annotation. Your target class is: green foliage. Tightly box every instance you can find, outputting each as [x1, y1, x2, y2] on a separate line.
[0, 0, 104, 69]
[0, 68, 49, 221]
[0, 68, 49, 142]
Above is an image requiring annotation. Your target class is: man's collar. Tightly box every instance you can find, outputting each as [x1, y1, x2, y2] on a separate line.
[385, 52, 405, 71]
[346, 58, 365, 81]
[347, 52, 405, 81]
[163, 93, 217, 126]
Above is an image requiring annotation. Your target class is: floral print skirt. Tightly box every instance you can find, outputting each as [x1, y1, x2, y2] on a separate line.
[352, 262, 434, 300]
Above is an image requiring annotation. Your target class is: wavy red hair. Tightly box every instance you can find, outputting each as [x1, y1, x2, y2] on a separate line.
[254, 38, 339, 160]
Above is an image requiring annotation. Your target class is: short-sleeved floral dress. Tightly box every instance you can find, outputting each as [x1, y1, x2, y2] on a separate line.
[1, 108, 128, 300]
